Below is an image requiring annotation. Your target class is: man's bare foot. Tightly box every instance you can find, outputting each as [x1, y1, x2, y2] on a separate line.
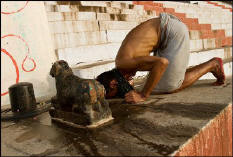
[210, 57, 225, 86]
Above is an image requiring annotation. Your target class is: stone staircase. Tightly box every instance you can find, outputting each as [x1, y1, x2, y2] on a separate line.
[135, 1, 232, 79]
[44, 1, 232, 79]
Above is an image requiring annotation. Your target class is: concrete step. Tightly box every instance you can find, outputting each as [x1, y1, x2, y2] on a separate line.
[215, 1, 232, 9]
[68, 47, 232, 80]
[211, 23, 232, 30]
[61, 12, 96, 21]
[207, 1, 232, 12]
[109, 1, 133, 9]
[106, 30, 131, 42]
[47, 11, 157, 23]
[46, 5, 111, 13]
[188, 30, 227, 40]
[80, 1, 109, 7]
[225, 29, 232, 37]
[97, 13, 152, 21]
[47, 11, 148, 22]
[2, 77, 232, 156]
[97, 13, 142, 21]
[44, 1, 57, 5]
[49, 20, 99, 34]
[56, 43, 121, 66]
[53, 31, 107, 49]
[80, 1, 132, 9]
[45, 2, 153, 17]
[99, 21, 139, 30]
[72, 60, 149, 79]
[72, 60, 115, 79]
[186, 11, 232, 19]
[189, 37, 232, 51]
[189, 47, 232, 79]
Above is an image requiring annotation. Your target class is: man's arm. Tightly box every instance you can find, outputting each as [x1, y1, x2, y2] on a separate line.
[118, 56, 169, 103]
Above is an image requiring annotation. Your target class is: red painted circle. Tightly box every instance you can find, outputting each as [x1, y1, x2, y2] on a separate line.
[1, 1, 29, 15]
[1, 34, 36, 72]
[22, 56, 36, 72]
[1, 48, 19, 96]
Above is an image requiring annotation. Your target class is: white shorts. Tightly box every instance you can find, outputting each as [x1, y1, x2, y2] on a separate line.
[153, 13, 190, 93]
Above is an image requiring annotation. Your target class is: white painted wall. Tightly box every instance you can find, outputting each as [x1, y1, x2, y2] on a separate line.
[1, 1, 57, 106]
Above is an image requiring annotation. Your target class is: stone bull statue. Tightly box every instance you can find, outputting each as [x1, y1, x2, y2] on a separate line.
[49, 60, 113, 127]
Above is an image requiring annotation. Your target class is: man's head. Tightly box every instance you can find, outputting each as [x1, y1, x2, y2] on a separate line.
[96, 69, 135, 99]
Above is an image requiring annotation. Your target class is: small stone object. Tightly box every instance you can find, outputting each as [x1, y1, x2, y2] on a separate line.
[49, 60, 113, 128]
[8, 82, 37, 113]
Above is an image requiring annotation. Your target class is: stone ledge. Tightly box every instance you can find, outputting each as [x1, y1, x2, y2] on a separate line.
[1, 78, 232, 156]
[171, 103, 232, 156]
[55, 46, 232, 79]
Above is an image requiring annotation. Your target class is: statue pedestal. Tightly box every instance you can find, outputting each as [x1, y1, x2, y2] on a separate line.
[49, 103, 114, 129]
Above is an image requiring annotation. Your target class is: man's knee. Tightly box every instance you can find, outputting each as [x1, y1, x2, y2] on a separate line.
[156, 57, 169, 67]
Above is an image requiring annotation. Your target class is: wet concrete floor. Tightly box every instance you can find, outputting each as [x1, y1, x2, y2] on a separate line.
[1, 77, 232, 156]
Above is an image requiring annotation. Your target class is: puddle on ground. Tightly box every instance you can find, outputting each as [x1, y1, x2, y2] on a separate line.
[15, 130, 38, 143]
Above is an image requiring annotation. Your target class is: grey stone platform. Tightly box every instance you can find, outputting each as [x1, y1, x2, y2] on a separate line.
[1, 77, 232, 156]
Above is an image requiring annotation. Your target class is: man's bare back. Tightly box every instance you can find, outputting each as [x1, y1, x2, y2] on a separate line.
[114, 17, 169, 102]
[116, 18, 161, 69]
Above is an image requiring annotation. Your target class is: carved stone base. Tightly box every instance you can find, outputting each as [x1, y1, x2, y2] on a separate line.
[49, 107, 114, 129]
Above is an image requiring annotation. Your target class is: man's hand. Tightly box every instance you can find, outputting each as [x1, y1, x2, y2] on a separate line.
[125, 90, 146, 104]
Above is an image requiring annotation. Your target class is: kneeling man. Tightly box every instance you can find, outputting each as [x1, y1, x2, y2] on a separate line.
[96, 13, 225, 104]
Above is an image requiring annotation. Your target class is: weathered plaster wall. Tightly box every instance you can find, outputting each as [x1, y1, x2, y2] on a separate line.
[1, 1, 57, 106]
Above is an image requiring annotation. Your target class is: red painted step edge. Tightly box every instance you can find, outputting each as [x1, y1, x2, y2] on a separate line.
[207, 1, 232, 12]
[173, 104, 232, 156]
[132, 1, 232, 47]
